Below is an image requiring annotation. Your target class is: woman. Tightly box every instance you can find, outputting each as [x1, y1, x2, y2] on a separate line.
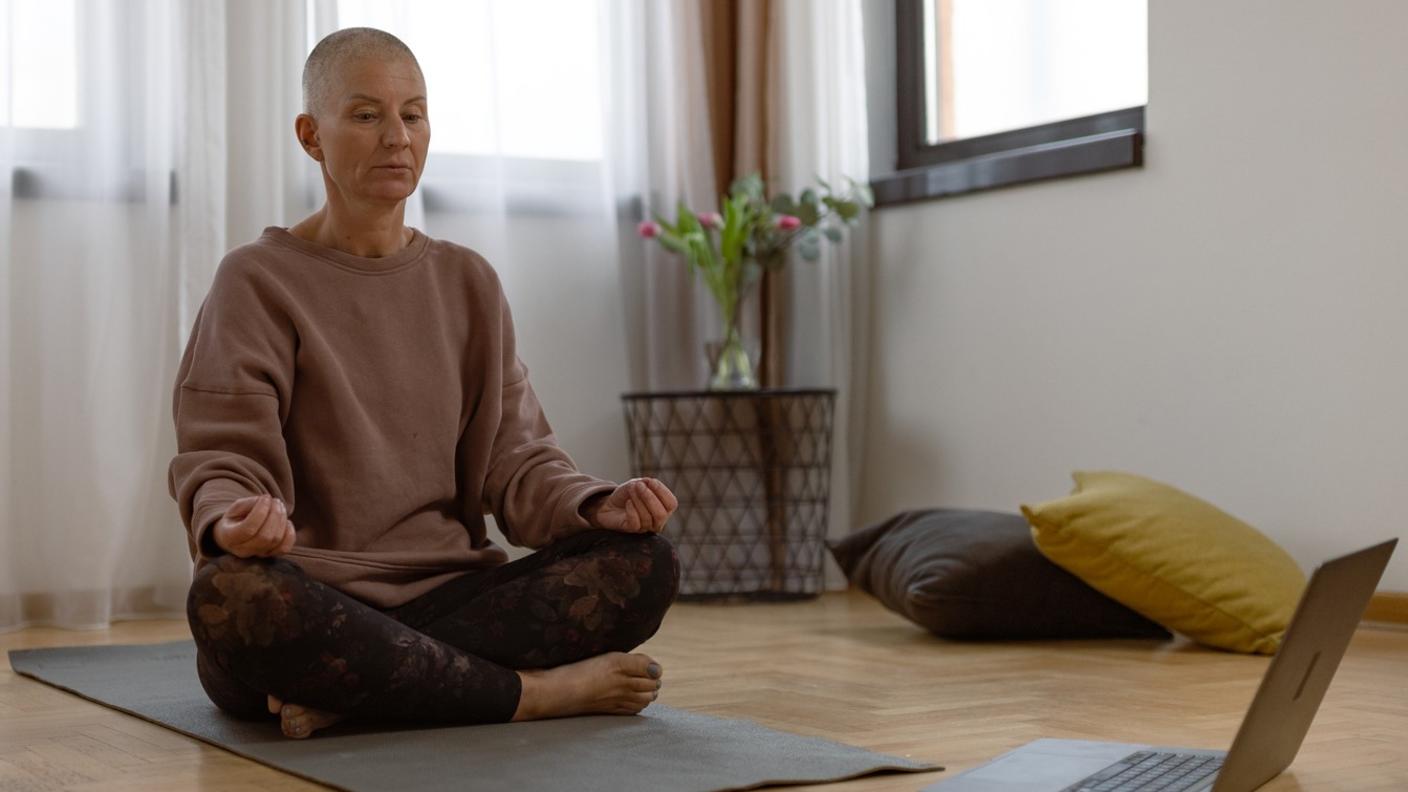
[168, 27, 681, 740]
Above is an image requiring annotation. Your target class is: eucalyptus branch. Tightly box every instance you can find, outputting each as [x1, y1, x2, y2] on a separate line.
[637, 170, 869, 311]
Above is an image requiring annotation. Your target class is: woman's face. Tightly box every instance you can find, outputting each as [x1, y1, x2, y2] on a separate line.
[302, 55, 430, 207]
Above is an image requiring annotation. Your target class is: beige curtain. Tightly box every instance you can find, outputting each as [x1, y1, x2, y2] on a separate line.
[699, 0, 781, 387]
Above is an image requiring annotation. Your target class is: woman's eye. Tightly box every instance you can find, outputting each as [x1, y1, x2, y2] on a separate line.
[355, 112, 375, 121]
[404, 114, 423, 122]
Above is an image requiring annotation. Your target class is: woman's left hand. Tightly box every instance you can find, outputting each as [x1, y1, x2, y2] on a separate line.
[587, 478, 678, 534]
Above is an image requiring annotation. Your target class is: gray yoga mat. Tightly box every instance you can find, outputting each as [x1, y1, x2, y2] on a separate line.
[9, 640, 941, 792]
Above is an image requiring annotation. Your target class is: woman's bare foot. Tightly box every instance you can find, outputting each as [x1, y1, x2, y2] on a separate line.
[512, 652, 663, 721]
[267, 693, 348, 739]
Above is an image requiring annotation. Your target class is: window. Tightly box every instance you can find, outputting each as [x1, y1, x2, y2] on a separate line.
[2, 0, 159, 202]
[0, 0, 79, 129]
[877, 0, 1147, 206]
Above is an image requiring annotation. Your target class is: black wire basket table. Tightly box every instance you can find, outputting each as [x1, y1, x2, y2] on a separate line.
[620, 388, 836, 601]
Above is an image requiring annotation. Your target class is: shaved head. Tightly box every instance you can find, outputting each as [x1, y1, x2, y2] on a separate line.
[302, 27, 424, 118]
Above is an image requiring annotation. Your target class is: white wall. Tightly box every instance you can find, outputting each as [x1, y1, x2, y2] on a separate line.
[861, 0, 1408, 589]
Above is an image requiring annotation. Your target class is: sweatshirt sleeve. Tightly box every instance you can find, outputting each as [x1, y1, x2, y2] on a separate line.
[481, 281, 617, 549]
[167, 257, 297, 563]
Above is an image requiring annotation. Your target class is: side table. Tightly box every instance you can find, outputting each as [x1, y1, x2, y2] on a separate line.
[620, 388, 836, 601]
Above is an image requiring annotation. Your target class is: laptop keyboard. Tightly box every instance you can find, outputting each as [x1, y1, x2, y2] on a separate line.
[1060, 750, 1224, 792]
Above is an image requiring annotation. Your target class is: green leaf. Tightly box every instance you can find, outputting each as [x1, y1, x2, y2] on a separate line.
[823, 225, 843, 243]
[770, 194, 796, 216]
[685, 232, 724, 302]
[800, 188, 818, 207]
[657, 231, 689, 255]
[676, 199, 701, 233]
[721, 197, 745, 264]
[797, 200, 820, 226]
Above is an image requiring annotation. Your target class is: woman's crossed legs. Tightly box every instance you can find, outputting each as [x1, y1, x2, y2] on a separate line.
[187, 528, 681, 737]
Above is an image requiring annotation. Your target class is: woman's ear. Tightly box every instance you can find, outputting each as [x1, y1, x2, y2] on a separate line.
[294, 114, 324, 162]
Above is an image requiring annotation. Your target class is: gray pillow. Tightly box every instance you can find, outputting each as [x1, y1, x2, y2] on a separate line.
[827, 509, 1171, 640]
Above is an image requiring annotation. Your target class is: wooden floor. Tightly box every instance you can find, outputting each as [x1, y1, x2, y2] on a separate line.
[2, 589, 1406, 791]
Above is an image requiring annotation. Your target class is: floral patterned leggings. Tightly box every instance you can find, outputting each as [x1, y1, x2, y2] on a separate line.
[186, 528, 681, 726]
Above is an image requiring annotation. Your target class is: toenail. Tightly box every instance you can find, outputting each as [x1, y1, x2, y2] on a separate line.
[647, 663, 661, 678]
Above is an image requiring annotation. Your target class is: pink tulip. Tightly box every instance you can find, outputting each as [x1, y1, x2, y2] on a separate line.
[697, 211, 724, 229]
[776, 214, 801, 231]
[637, 220, 661, 239]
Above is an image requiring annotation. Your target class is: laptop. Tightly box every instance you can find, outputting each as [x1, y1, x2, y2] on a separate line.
[925, 538, 1398, 792]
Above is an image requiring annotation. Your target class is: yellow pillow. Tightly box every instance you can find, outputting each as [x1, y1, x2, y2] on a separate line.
[1021, 471, 1305, 654]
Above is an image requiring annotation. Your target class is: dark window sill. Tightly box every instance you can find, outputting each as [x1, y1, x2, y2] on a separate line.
[874, 106, 1145, 208]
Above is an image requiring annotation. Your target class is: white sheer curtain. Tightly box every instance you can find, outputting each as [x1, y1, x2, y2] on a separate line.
[603, 0, 721, 392]
[0, 0, 706, 629]
[0, 0, 345, 631]
[770, 0, 870, 589]
[3, 0, 200, 630]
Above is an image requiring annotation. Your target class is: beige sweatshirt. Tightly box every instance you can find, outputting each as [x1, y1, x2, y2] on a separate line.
[167, 225, 617, 608]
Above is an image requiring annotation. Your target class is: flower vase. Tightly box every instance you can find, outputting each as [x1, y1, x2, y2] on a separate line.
[705, 324, 760, 391]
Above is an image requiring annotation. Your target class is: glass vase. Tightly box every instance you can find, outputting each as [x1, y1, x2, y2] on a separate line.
[705, 326, 761, 390]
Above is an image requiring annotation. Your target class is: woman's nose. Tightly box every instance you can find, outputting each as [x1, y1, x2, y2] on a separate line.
[382, 117, 411, 146]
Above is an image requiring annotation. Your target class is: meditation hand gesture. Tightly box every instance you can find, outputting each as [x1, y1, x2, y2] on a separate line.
[584, 477, 678, 534]
[213, 493, 297, 558]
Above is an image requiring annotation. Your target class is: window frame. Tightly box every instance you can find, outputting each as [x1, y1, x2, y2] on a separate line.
[874, 0, 1146, 207]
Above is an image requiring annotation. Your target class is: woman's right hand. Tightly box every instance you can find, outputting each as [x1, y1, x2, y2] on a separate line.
[213, 494, 296, 558]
